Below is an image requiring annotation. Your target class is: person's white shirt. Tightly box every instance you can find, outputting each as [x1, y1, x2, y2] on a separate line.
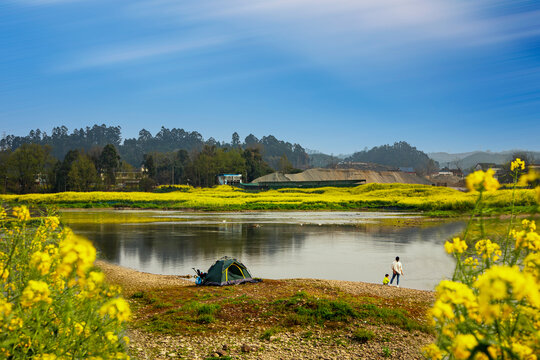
[392, 260, 403, 275]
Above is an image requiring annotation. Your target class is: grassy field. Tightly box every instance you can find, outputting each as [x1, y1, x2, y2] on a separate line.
[1, 183, 537, 214]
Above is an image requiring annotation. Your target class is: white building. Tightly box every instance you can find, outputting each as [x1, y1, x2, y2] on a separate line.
[217, 174, 242, 185]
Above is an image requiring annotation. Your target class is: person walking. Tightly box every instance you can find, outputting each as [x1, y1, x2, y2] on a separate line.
[390, 256, 404, 287]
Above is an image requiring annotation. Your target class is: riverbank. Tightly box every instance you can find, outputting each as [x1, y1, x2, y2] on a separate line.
[97, 261, 436, 360]
[1, 184, 537, 214]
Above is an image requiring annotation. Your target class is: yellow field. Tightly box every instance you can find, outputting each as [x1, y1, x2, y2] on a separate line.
[1, 183, 537, 213]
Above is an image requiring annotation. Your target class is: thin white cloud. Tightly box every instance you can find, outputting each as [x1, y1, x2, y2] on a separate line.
[55, 0, 540, 79]
[128, 0, 539, 53]
[56, 36, 229, 72]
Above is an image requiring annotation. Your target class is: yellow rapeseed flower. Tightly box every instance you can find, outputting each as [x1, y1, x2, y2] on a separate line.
[436, 280, 477, 307]
[0, 262, 9, 281]
[511, 158, 526, 172]
[21, 280, 52, 307]
[452, 334, 478, 359]
[57, 233, 96, 278]
[522, 219, 536, 232]
[105, 331, 118, 343]
[512, 227, 540, 251]
[475, 239, 502, 261]
[99, 298, 131, 323]
[30, 251, 52, 275]
[74, 321, 85, 335]
[511, 343, 537, 360]
[0, 298, 13, 318]
[444, 237, 468, 254]
[44, 216, 60, 231]
[13, 206, 30, 221]
[0, 207, 6, 220]
[113, 353, 130, 360]
[463, 257, 479, 269]
[518, 169, 539, 186]
[466, 169, 500, 192]
[34, 354, 57, 360]
[475, 266, 539, 323]
[422, 343, 443, 360]
[523, 252, 540, 279]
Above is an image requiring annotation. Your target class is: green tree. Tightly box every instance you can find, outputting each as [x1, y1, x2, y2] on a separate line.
[68, 153, 98, 191]
[8, 144, 56, 194]
[0, 150, 11, 193]
[232, 132, 240, 147]
[278, 154, 294, 174]
[55, 149, 80, 192]
[243, 148, 273, 182]
[99, 144, 121, 188]
[142, 153, 156, 180]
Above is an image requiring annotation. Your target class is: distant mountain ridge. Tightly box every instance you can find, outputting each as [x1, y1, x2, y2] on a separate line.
[429, 150, 540, 169]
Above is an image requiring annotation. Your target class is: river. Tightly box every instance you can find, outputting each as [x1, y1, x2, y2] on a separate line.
[60, 210, 465, 290]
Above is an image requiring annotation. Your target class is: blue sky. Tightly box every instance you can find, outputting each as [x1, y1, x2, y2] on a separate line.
[1, 0, 539, 154]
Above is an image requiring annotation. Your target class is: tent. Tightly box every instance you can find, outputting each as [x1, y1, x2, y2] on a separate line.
[201, 256, 259, 286]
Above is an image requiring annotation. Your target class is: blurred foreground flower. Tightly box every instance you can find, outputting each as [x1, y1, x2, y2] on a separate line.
[466, 169, 500, 192]
[0, 205, 131, 359]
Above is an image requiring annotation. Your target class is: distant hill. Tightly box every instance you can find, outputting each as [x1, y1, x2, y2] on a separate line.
[427, 151, 479, 165]
[429, 150, 540, 170]
[345, 141, 438, 175]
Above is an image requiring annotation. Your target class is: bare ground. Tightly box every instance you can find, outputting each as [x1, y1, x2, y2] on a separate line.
[97, 261, 435, 360]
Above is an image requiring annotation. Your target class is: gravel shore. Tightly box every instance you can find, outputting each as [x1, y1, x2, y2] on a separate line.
[97, 261, 435, 360]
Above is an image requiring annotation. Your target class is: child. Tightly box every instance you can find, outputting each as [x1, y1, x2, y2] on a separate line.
[383, 274, 390, 285]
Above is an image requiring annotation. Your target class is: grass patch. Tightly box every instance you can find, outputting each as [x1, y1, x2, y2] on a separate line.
[260, 326, 281, 340]
[194, 303, 221, 315]
[196, 314, 215, 324]
[275, 293, 358, 325]
[352, 328, 374, 343]
[153, 301, 173, 309]
[131, 291, 144, 299]
[144, 316, 174, 334]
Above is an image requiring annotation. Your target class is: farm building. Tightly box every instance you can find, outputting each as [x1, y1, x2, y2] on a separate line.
[217, 174, 242, 185]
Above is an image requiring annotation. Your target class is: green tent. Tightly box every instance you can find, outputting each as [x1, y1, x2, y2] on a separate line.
[202, 256, 259, 286]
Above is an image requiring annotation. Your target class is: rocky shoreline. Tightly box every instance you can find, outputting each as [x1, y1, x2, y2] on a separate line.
[97, 261, 435, 360]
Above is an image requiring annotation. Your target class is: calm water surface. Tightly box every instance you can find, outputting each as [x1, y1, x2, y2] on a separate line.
[61, 210, 464, 290]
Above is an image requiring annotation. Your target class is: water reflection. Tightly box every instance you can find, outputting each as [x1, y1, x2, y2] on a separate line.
[63, 210, 464, 291]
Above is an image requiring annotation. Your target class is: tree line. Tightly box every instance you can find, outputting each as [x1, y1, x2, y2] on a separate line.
[0, 142, 277, 194]
[0, 125, 310, 170]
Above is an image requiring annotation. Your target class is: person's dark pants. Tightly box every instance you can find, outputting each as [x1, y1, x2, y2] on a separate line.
[390, 273, 400, 285]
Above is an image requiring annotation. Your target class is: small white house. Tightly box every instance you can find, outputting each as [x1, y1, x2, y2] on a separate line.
[217, 174, 242, 185]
